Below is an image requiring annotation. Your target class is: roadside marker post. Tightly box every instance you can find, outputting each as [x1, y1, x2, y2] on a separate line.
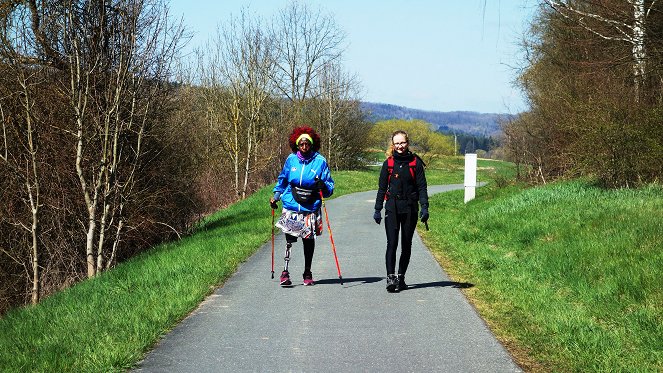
[464, 153, 477, 203]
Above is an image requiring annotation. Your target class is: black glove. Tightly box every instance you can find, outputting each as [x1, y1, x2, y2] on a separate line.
[419, 208, 429, 223]
[315, 178, 327, 194]
[373, 209, 382, 224]
[270, 192, 281, 209]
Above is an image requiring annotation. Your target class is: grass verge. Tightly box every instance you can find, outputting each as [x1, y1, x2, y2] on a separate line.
[420, 180, 663, 372]
[0, 186, 277, 371]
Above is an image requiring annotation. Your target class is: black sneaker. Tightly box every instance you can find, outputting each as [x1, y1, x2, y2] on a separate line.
[397, 274, 407, 291]
[386, 274, 399, 293]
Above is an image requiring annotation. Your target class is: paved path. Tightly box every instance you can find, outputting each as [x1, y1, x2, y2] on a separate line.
[135, 185, 521, 372]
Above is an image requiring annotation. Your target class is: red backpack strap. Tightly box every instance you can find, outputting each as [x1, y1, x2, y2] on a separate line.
[386, 156, 417, 184]
[387, 157, 394, 177]
[385, 157, 394, 200]
[408, 157, 417, 179]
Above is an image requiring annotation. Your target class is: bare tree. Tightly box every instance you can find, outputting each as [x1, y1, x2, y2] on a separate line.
[270, 1, 345, 114]
[311, 61, 366, 169]
[0, 5, 47, 304]
[18, 71, 41, 303]
[198, 9, 276, 199]
[5, 0, 185, 278]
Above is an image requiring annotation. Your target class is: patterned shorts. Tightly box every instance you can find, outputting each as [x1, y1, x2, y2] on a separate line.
[275, 209, 323, 239]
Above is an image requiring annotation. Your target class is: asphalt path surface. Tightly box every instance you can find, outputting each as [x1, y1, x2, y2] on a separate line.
[135, 185, 522, 372]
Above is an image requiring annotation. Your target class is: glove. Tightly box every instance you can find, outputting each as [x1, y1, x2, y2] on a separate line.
[270, 192, 281, 209]
[373, 209, 382, 224]
[419, 208, 429, 223]
[315, 178, 327, 194]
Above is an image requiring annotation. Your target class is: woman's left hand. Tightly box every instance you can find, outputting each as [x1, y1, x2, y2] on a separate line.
[419, 208, 429, 223]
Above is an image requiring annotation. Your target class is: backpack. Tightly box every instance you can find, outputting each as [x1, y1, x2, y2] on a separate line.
[385, 156, 417, 200]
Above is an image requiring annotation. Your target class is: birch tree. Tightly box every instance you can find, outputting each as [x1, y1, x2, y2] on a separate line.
[8, 0, 185, 278]
[0, 3, 48, 304]
[505, 0, 663, 186]
[543, 0, 657, 100]
[0, 71, 44, 304]
[77, 1, 185, 275]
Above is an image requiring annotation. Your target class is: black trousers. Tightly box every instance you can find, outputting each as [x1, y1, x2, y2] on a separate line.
[384, 208, 418, 275]
[285, 233, 315, 273]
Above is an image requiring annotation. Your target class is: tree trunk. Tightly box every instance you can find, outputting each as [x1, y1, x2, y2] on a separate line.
[631, 0, 646, 100]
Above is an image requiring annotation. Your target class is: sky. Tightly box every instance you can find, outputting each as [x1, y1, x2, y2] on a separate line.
[168, 1, 539, 114]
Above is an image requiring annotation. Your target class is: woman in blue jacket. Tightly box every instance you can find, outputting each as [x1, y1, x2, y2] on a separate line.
[270, 126, 334, 287]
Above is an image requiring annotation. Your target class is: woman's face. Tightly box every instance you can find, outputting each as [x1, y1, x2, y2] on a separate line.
[392, 134, 408, 154]
[298, 139, 312, 153]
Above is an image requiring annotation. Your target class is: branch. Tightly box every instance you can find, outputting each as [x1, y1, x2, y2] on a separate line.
[26, 0, 66, 70]
[0, 246, 24, 266]
[645, 0, 658, 18]
[544, 0, 635, 43]
[0, 103, 7, 161]
[154, 221, 182, 240]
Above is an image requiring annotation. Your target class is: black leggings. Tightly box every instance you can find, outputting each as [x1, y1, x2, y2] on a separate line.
[384, 209, 417, 275]
[285, 234, 315, 273]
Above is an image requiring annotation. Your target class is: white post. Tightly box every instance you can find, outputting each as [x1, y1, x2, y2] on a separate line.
[464, 153, 477, 203]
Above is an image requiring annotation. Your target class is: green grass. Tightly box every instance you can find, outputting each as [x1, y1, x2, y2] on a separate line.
[1, 156, 659, 372]
[348, 155, 503, 188]
[0, 186, 278, 371]
[420, 180, 663, 372]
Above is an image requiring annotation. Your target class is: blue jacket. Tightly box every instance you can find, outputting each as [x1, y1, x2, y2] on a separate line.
[273, 152, 334, 212]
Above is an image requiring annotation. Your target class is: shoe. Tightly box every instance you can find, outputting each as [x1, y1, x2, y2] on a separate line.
[397, 274, 408, 291]
[280, 270, 292, 286]
[386, 274, 399, 293]
[303, 271, 315, 286]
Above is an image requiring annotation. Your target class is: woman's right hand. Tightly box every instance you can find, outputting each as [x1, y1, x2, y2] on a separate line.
[270, 192, 281, 209]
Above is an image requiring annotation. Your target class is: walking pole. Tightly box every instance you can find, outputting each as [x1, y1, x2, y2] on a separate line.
[318, 190, 343, 285]
[271, 208, 275, 279]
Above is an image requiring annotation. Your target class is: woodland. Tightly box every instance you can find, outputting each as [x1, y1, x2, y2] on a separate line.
[0, 1, 369, 313]
[505, 0, 663, 187]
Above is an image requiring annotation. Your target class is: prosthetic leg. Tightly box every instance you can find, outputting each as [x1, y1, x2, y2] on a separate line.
[279, 242, 293, 286]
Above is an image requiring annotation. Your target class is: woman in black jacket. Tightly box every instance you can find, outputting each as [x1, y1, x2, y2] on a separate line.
[373, 130, 429, 293]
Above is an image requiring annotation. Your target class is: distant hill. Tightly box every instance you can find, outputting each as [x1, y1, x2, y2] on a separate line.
[360, 102, 516, 137]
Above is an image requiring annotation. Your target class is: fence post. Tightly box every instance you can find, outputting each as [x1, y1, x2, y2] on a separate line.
[464, 153, 477, 203]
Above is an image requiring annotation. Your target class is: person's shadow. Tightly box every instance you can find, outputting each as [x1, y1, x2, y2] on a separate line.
[314, 276, 382, 287]
[311, 277, 473, 289]
[408, 281, 474, 289]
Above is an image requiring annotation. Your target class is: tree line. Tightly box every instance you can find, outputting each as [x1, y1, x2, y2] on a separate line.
[368, 119, 454, 164]
[0, 1, 369, 314]
[504, 0, 663, 187]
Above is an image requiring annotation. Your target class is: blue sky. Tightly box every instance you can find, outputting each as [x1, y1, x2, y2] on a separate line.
[168, 1, 538, 114]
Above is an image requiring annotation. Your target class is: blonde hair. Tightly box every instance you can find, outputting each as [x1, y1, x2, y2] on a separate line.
[385, 130, 409, 157]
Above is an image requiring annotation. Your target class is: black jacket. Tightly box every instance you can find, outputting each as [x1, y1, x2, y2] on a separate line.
[374, 151, 428, 214]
